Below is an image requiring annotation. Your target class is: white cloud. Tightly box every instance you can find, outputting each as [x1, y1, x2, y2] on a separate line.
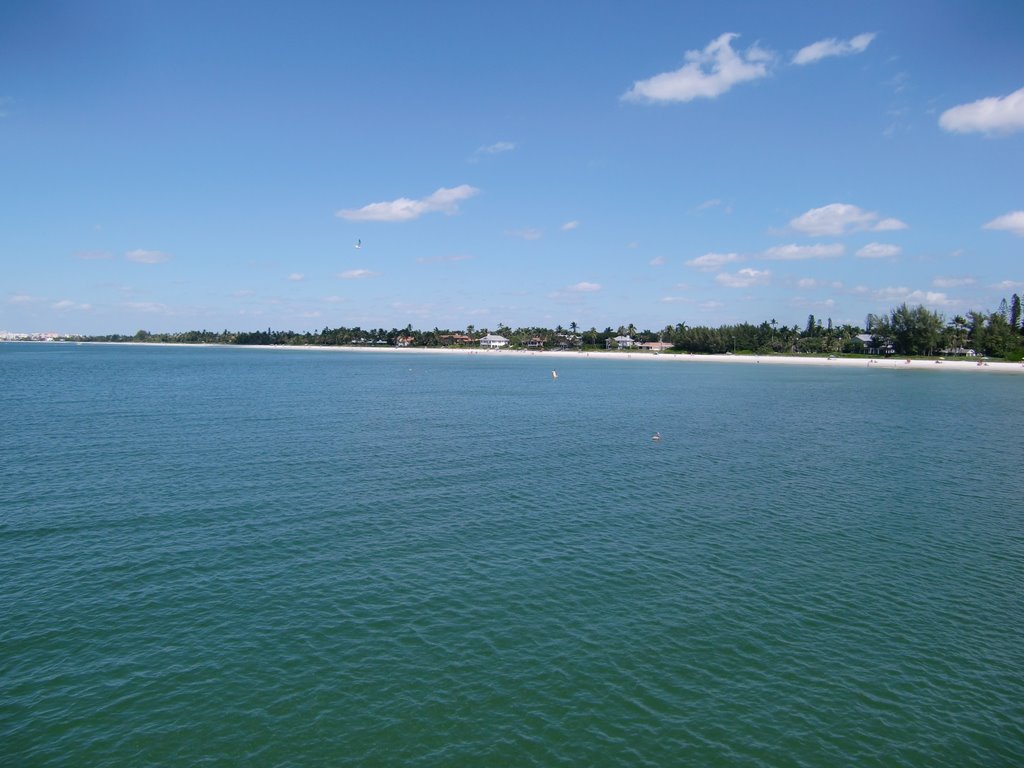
[992, 280, 1024, 291]
[476, 141, 515, 155]
[939, 86, 1024, 135]
[694, 198, 722, 211]
[873, 217, 908, 231]
[622, 33, 772, 103]
[337, 185, 479, 222]
[287, 273, 304, 281]
[125, 249, 171, 264]
[416, 254, 473, 264]
[796, 278, 841, 289]
[53, 300, 92, 311]
[568, 282, 601, 293]
[716, 268, 770, 288]
[125, 301, 168, 312]
[337, 269, 378, 279]
[933, 276, 975, 288]
[660, 296, 692, 304]
[10, 293, 39, 304]
[561, 220, 580, 231]
[699, 300, 725, 310]
[793, 32, 876, 65]
[789, 203, 906, 236]
[649, 256, 667, 266]
[876, 287, 956, 307]
[686, 252, 741, 270]
[983, 210, 1024, 236]
[856, 242, 902, 259]
[506, 228, 543, 240]
[763, 243, 844, 260]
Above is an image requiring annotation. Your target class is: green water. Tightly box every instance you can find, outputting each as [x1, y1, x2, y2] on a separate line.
[2, 343, 1022, 766]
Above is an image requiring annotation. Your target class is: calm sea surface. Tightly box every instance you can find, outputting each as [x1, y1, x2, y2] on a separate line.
[2, 343, 1022, 767]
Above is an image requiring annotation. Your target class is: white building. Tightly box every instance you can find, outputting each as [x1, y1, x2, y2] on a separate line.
[479, 333, 509, 349]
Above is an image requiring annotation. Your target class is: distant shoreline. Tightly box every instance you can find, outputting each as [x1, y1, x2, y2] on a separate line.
[53, 340, 1024, 374]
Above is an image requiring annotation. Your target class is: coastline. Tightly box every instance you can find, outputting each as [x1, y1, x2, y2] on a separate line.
[66, 340, 1024, 374]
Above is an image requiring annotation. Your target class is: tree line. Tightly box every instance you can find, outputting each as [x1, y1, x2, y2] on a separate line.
[81, 294, 1024, 360]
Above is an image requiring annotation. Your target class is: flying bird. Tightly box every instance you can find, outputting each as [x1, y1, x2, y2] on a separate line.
[354, 239, 362, 249]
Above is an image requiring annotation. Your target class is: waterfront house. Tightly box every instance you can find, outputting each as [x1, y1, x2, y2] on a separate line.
[639, 341, 673, 352]
[479, 333, 509, 349]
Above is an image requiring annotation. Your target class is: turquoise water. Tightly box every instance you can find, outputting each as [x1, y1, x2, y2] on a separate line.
[2, 343, 1022, 767]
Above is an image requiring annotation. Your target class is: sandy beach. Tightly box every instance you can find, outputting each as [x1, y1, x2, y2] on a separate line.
[99, 341, 1024, 374]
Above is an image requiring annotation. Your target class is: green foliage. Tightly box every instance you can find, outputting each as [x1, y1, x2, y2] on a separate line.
[78, 297, 1024, 360]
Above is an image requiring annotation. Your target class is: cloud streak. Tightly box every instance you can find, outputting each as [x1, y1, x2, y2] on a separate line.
[686, 252, 741, 271]
[623, 33, 772, 103]
[716, 268, 770, 288]
[856, 242, 901, 259]
[337, 185, 480, 222]
[125, 249, 171, 264]
[793, 32, 876, 65]
[789, 203, 906, 236]
[763, 243, 844, 260]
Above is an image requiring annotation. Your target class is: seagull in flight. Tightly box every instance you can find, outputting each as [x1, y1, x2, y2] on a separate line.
[354, 239, 362, 249]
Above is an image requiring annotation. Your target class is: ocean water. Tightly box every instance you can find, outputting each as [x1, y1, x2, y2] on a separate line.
[2, 342, 1022, 767]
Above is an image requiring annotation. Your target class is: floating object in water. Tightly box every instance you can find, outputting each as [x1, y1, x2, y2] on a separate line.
[551, 370, 558, 379]
[652, 432, 661, 442]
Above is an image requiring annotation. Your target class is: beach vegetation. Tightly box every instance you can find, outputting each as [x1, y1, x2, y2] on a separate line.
[75, 298, 1024, 361]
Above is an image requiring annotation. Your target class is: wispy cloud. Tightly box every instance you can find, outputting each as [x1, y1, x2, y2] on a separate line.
[568, 282, 601, 293]
[287, 273, 305, 281]
[876, 287, 956, 307]
[623, 33, 772, 104]
[874, 217, 908, 232]
[10, 293, 40, 304]
[649, 256, 667, 266]
[694, 198, 723, 211]
[124, 301, 168, 312]
[561, 220, 580, 231]
[686, 252, 741, 270]
[797, 278, 843, 289]
[932, 276, 975, 288]
[416, 254, 474, 264]
[73, 250, 113, 260]
[337, 269, 378, 279]
[940, 86, 1024, 136]
[856, 242, 901, 259]
[983, 210, 1024, 236]
[793, 32, 876, 65]
[763, 243, 843, 260]
[476, 141, 516, 155]
[53, 300, 92, 311]
[337, 185, 480, 222]
[125, 249, 172, 264]
[505, 228, 543, 240]
[716, 268, 770, 288]
[789, 203, 906, 236]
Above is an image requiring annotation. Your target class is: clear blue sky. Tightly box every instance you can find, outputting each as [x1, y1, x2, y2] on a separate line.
[3, 0, 1022, 335]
